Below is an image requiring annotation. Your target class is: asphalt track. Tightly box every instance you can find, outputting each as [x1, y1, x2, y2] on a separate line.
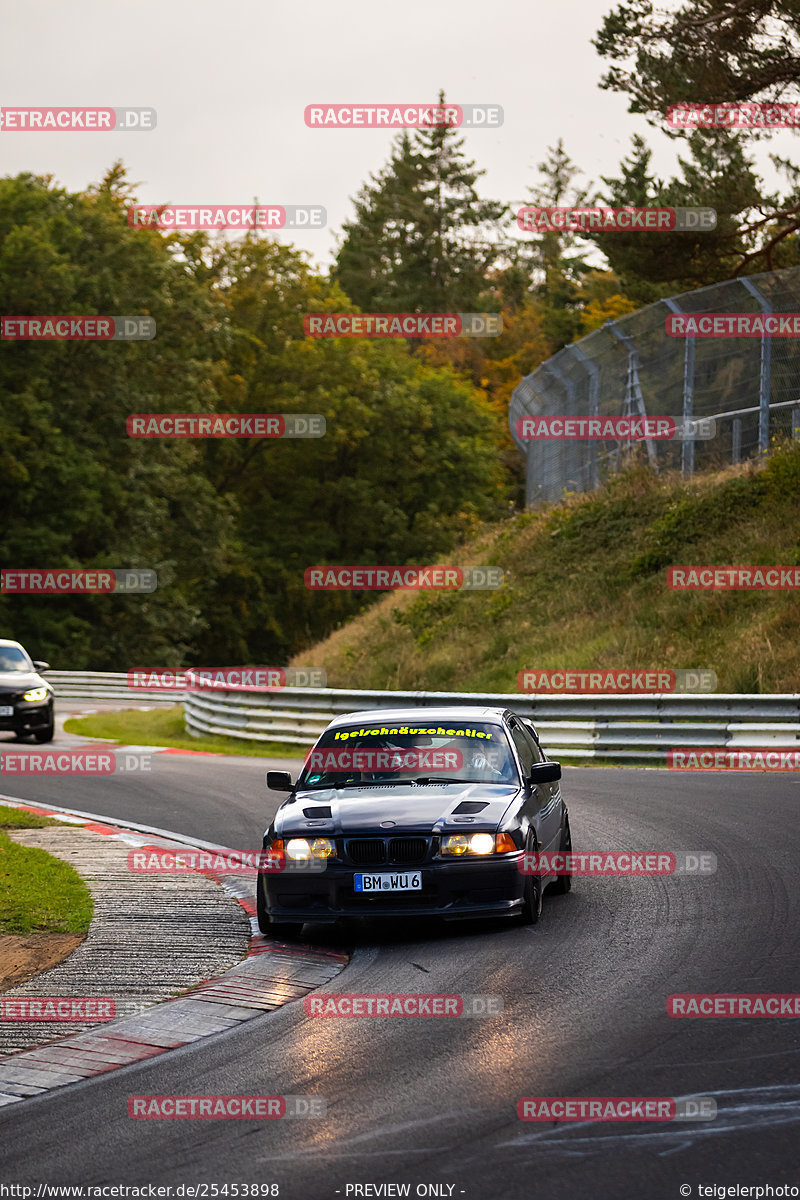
[1, 706, 800, 1198]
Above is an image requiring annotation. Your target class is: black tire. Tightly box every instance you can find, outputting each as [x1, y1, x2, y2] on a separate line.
[256, 872, 271, 934]
[256, 873, 303, 939]
[33, 715, 55, 744]
[550, 816, 572, 895]
[268, 920, 304, 939]
[520, 839, 543, 925]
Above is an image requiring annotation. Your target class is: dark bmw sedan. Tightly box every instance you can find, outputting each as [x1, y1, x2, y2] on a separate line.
[257, 706, 571, 937]
[0, 639, 54, 743]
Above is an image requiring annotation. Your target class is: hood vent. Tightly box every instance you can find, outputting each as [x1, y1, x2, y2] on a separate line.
[451, 801, 489, 814]
[303, 807, 332, 818]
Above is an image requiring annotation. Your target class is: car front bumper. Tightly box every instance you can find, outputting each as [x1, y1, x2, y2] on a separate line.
[260, 854, 529, 923]
[0, 700, 53, 735]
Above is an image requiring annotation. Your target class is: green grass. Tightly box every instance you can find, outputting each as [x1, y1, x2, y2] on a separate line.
[0, 806, 61, 829]
[288, 442, 800, 694]
[0, 825, 94, 935]
[63, 704, 306, 759]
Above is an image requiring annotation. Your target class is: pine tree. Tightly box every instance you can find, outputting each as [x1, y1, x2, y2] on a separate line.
[333, 94, 508, 314]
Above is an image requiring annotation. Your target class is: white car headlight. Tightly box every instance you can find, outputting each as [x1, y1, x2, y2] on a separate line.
[285, 837, 335, 860]
[23, 686, 49, 703]
[441, 832, 498, 857]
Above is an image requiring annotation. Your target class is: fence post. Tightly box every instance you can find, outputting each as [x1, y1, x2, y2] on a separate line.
[662, 296, 696, 477]
[732, 418, 742, 464]
[606, 320, 659, 471]
[570, 344, 600, 489]
[544, 359, 580, 494]
[510, 370, 562, 507]
[739, 277, 772, 454]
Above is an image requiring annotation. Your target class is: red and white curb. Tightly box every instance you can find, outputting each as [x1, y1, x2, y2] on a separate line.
[0, 797, 347, 1106]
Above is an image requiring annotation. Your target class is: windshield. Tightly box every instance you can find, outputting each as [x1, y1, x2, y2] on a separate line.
[297, 720, 519, 789]
[0, 646, 33, 673]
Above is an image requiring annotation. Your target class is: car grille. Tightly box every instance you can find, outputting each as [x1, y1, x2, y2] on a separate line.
[388, 837, 427, 864]
[348, 839, 386, 865]
[346, 837, 430, 866]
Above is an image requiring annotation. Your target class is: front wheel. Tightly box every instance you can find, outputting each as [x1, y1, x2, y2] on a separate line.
[256, 873, 271, 934]
[519, 841, 543, 925]
[33, 715, 55, 744]
[267, 920, 304, 939]
[550, 816, 572, 895]
[256, 873, 303, 939]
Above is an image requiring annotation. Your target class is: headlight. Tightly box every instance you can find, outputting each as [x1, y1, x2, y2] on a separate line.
[441, 832, 516, 857]
[22, 686, 48, 703]
[285, 837, 335, 860]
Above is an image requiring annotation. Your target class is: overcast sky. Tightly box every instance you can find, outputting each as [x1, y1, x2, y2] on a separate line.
[2, 0, 796, 270]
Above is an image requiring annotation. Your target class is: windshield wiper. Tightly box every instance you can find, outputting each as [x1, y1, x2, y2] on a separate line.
[412, 777, 465, 785]
[299, 777, 472, 790]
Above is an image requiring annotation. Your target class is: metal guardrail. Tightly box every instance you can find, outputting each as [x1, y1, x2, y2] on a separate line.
[182, 683, 800, 762]
[47, 671, 181, 706]
[46, 673, 800, 762]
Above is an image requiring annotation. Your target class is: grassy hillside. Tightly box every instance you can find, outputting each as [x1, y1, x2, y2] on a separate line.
[290, 444, 800, 694]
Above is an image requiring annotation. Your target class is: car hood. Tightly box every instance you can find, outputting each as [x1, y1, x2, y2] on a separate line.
[274, 781, 521, 837]
[0, 670, 47, 694]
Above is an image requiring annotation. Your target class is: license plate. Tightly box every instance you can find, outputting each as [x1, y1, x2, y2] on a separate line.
[0, 706, 13, 716]
[354, 872, 422, 892]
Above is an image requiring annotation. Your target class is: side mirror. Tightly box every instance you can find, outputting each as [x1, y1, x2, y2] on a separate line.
[529, 761, 561, 785]
[33, 660, 51, 673]
[267, 770, 294, 792]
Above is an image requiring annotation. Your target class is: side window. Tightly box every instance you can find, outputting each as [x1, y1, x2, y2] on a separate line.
[509, 723, 536, 777]
[510, 720, 544, 776]
[520, 722, 544, 764]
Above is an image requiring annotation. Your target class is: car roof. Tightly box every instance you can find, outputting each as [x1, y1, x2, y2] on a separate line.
[327, 706, 511, 728]
[0, 639, 26, 651]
